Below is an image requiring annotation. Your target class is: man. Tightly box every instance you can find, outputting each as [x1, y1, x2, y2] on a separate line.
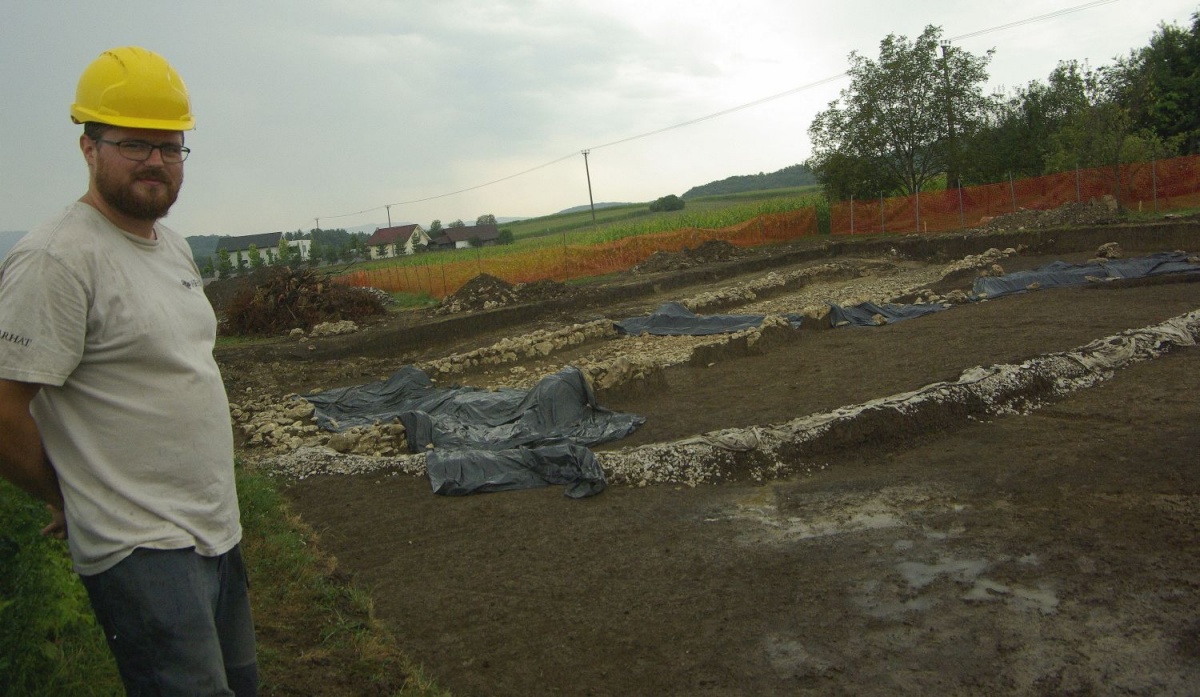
[0, 47, 257, 695]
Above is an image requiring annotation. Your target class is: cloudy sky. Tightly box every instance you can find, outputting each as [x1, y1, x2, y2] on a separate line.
[2, 0, 1196, 238]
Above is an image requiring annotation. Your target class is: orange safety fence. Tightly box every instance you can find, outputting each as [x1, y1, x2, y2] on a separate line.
[831, 154, 1200, 235]
[335, 154, 1200, 297]
[335, 207, 819, 298]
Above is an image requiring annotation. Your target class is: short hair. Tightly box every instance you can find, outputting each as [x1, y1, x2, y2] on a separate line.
[82, 121, 111, 141]
[82, 120, 184, 145]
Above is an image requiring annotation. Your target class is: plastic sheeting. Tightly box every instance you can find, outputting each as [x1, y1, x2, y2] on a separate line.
[827, 301, 951, 327]
[303, 366, 644, 498]
[974, 252, 1200, 299]
[616, 301, 803, 336]
[427, 443, 605, 498]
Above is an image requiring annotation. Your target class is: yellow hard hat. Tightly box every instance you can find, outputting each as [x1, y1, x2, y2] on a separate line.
[71, 46, 195, 131]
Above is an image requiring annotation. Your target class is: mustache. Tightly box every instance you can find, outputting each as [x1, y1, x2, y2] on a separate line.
[133, 167, 173, 184]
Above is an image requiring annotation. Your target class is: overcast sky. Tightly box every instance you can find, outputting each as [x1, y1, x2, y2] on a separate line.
[2, 0, 1196, 238]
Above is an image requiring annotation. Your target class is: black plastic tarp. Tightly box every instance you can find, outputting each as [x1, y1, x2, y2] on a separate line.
[827, 301, 951, 327]
[973, 252, 1200, 299]
[303, 366, 644, 497]
[616, 301, 803, 336]
[427, 443, 605, 498]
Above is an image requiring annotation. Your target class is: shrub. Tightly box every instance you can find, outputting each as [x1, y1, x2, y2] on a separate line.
[649, 194, 686, 212]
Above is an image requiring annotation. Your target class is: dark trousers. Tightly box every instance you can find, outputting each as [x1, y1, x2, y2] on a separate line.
[81, 545, 258, 696]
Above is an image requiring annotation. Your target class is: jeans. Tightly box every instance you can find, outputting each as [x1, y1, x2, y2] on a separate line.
[81, 545, 258, 697]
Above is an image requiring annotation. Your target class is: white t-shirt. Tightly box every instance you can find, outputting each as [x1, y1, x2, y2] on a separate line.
[0, 202, 240, 575]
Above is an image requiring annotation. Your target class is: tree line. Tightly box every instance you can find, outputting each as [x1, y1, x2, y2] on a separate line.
[807, 13, 1200, 206]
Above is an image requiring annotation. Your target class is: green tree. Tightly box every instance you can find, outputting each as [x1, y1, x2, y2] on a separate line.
[649, 194, 686, 212]
[448, 219, 465, 228]
[1126, 14, 1200, 155]
[476, 213, 497, 226]
[308, 238, 323, 266]
[497, 229, 515, 245]
[1045, 58, 1175, 209]
[216, 250, 234, 277]
[277, 237, 295, 266]
[963, 61, 1089, 183]
[429, 219, 442, 233]
[807, 25, 993, 196]
[247, 244, 263, 269]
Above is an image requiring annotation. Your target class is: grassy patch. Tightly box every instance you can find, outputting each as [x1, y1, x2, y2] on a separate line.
[388, 291, 439, 309]
[0, 482, 122, 696]
[237, 465, 449, 696]
[215, 334, 276, 349]
[0, 472, 448, 697]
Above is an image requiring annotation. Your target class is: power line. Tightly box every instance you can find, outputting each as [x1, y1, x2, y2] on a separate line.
[946, 0, 1119, 42]
[315, 0, 1121, 226]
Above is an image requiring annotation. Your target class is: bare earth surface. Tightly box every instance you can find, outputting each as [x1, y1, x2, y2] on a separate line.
[227, 223, 1200, 696]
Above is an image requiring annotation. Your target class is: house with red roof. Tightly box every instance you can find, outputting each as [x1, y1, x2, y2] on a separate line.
[365, 223, 430, 259]
[428, 223, 501, 251]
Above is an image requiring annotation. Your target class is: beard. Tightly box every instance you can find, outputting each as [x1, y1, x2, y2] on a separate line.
[93, 158, 182, 221]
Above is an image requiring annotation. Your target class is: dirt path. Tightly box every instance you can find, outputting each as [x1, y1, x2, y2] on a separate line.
[282, 270, 1200, 695]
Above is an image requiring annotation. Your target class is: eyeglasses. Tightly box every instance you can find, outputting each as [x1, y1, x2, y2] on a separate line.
[95, 138, 190, 163]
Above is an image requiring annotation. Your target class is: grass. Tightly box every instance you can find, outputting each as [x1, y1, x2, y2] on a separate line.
[388, 291, 439, 309]
[236, 464, 449, 696]
[0, 470, 449, 697]
[0, 483, 121, 696]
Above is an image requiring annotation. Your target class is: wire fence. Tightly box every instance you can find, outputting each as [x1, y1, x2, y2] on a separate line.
[336, 153, 1200, 298]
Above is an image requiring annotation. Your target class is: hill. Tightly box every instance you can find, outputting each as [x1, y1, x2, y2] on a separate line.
[681, 164, 816, 199]
[556, 202, 635, 216]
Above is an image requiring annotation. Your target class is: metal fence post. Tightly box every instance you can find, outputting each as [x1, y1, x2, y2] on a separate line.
[957, 179, 964, 228]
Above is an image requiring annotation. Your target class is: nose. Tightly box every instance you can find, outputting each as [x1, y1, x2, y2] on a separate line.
[143, 145, 168, 166]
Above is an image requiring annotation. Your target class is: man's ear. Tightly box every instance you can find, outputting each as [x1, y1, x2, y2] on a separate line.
[79, 134, 97, 168]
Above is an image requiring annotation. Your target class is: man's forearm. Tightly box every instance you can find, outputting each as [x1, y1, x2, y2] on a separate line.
[0, 381, 63, 509]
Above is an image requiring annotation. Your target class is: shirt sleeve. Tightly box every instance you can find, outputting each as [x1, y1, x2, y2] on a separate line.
[0, 249, 88, 386]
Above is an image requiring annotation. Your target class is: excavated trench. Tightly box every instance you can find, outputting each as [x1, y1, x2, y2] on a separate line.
[243, 219, 1200, 489]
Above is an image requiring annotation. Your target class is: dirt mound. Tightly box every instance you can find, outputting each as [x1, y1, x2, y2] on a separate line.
[633, 240, 743, 273]
[435, 274, 575, 314]
[980, 196, 1122, 231]
[512, 278, 574, 303]
[222, 266, 386, 336]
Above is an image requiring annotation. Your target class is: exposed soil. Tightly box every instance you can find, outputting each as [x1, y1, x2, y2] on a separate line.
[224, 218, 1200, 696]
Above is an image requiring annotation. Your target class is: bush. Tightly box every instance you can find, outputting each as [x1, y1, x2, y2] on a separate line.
[649, 194, 686, 212]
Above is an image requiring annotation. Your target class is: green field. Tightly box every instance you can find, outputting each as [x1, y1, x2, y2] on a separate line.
[504, 185, 823, 241]
[341, 185, 824, 276]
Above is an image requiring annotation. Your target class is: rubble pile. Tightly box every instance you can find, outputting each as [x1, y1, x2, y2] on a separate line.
[222, 267, 386, 336]
[231, 393, 409, 459]
[682, 260, 893, 312]
[980, 197, 1121, 232]
[435, 274, 574, 315]
[419, 320, 617, 377]
[632, 240, 743, 273]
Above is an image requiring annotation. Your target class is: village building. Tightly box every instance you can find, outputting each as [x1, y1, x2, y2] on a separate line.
[364, 223, 430, 259]
[428, 223, 501, 251]
[215, 232, 310, 268]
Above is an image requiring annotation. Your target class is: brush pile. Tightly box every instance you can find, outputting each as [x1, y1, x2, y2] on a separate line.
[222, 266, 386, 336]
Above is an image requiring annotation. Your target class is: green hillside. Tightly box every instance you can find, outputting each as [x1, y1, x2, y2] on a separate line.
[682, 164, 816, 199]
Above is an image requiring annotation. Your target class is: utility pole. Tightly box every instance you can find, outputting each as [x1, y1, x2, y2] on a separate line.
[314, 218, 320, 232]
[582, 150, 597, 227]
[940, 41, 959, 191]
[385, 204, 392, 228]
